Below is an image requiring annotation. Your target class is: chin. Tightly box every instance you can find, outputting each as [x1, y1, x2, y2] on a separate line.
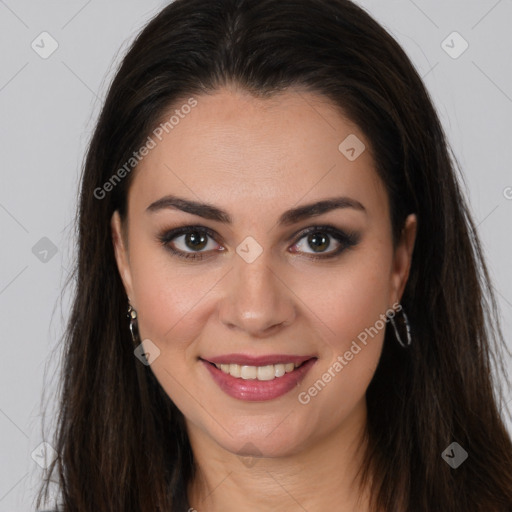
[209, 418, 313, 459]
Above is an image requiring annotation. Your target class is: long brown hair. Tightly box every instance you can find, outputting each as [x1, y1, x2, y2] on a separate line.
[36, 0, 512, 510]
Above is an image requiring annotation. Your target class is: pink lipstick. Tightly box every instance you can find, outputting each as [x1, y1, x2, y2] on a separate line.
[200, 354, 317, 401]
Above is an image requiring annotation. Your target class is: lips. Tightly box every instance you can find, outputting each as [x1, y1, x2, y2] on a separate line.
[200, 354, 317, 401]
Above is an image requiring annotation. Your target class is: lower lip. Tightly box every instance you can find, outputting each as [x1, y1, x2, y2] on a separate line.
[201, 358, 317, 401]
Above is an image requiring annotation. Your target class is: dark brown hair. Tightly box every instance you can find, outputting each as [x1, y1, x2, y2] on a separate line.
[37, 0, 512, 510]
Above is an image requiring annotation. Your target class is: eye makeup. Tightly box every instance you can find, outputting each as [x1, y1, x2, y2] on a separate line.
[156, 224, 361, 262]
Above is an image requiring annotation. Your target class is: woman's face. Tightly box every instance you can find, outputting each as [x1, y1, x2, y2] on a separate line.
[112, 86, 416, 458]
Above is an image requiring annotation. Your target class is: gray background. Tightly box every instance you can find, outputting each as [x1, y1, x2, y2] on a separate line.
[1, 0, 511, 510]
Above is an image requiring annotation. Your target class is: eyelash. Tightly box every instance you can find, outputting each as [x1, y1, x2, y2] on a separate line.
[157, 225, 360, 262]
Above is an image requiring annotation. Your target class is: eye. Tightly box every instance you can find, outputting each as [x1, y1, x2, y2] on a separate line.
[157, 225, 359, 261]
[290, 225, 359, 260]
[158, 226, 221, 260]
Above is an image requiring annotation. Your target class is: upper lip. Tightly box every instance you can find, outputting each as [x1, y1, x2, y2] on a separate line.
[202, 354, 316, 366]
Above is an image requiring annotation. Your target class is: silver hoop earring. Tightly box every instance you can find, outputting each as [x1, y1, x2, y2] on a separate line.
[389, 308, 412, 348]
[127, 303, 139, 344]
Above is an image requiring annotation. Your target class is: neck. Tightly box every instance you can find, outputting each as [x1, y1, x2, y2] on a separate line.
[186, 398, 372, 512]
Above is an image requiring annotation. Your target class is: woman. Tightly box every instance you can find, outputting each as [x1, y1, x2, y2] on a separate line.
[37, 0, 512, 510]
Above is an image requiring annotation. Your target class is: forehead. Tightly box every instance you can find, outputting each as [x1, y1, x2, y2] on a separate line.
[127, 86, 386, 221]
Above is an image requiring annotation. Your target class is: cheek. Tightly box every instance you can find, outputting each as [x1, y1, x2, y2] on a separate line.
[329, 263, 391, 345]
[295, 249, 392, 406]
[127, 249, 218, 421]
[299, 249, 392, 351]
[131, 263, 218, 348]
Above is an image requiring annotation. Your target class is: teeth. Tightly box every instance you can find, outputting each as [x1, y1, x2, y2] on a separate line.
[241, 365, 257, 379]
[214, 362, 301, 380]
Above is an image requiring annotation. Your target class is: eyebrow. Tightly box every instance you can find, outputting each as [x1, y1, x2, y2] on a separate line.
[146, 194, 366, 226]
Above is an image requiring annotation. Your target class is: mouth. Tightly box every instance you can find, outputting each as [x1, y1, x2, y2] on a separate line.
[199, 355, 317, 401]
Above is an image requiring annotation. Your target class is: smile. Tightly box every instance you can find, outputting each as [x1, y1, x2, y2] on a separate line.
[200, 355, 317, 401]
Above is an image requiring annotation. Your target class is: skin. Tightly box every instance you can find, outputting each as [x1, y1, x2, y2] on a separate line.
[111, 84, 417, 512]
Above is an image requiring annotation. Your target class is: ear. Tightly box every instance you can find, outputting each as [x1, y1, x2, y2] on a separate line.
[389, 213, 417, 305]
[111, 210, 135, 302]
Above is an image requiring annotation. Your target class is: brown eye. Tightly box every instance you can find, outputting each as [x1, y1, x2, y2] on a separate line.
[158, 226, 220, 260]
[306, 232, 331, 252]
[182, 231, 209, 251]
[290, 226, 360, 260]
[158, 224, 359, 262]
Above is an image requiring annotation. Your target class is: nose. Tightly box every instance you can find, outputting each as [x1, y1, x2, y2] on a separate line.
[217, 248, 297, 337]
